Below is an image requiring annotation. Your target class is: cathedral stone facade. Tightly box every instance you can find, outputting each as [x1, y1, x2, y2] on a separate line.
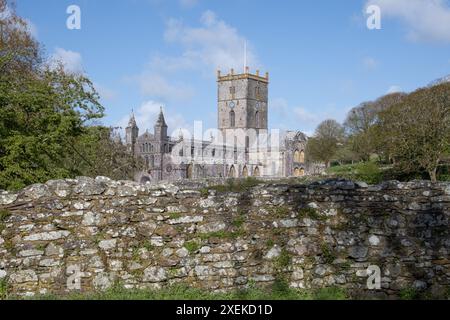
[126, 68, 316, 184]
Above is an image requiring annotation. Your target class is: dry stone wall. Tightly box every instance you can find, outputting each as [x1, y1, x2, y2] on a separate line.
[0, 177, 449, 298]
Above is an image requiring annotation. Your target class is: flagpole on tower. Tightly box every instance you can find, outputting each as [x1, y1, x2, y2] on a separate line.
[244, 40, 247, 73]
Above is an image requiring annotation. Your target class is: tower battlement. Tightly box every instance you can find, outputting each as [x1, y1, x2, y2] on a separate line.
[217, 68, 269, 84]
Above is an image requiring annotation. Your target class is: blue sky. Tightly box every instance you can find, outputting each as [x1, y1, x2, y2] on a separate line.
[16, 0, 450, 136]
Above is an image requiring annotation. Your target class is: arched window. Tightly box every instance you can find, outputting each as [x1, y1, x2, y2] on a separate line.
[145, 156, 149, 168]
[242, 166, 248, 178]
[294, 167, 305, 177]
[186, 164, 193, 179]
[255, 111, 260, 128]
[230, 110, 235, 128]
[149, 155, 155, 167]
[294, 150, 300, 162]
[253, 166, 260, 177]
[212, 149, 216, 157]
[229, 165, 236, 178]
[179, 148, 184, 157]
[299, 150, 305, 163]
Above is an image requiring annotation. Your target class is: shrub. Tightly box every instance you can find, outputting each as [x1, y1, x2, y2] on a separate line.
[354, 162, 383, 185]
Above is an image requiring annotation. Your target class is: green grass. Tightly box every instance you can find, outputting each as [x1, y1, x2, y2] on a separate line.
[274, 249, 291, 270]
[0, 279, 9, 300]
[321, 243, 337, 264]
[184, 240, 201, 254]
[24, 284, 348, 301]
[198, 229, 246, 240]
[327, 161, 383, 185]
[298, 207, 325, 221]
[0, 209, 11, 222]
[168, 212, 182, 220]
[399, 287, 420, 300]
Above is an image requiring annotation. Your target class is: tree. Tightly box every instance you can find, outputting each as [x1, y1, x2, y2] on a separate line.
[344, 92, 406, 161]
[65, 126, 144, 181]
[0, 2, 106, 190]
[306, 119, 344, 168]
[377, 83, 450, 182]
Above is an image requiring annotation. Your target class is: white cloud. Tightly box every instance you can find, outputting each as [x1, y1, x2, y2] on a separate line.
[387, 85, 402, 93]
[94, 83, 117, 101]
[136, 73, 194, 101]
[163, 10, 260, 73]
[49, 48, 83, 74]
[132, 10, 259, 103]
[362, 56, 378, 70]
[293, 107, 320, 124]
[365, 0, 450, 43]
[117, 101, 191, 139]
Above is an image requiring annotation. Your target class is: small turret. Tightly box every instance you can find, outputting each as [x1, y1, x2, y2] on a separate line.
[154, 106, 168, 142]
[125, 110, 139, 153]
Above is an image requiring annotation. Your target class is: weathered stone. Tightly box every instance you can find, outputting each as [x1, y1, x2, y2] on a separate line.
[1, 178, 449, 298]
[93, 273, 113, 290]
[369, 235, 380, 246]
[23, 231, 70, 241]
[349, 246, 368, 259]
[0, 192, 17, 205]
[98, 239, 117, 250]
[264, 246, 281, 260]
[143, 267, 167, 282]
[198, 221, 226, 233]
[155, 225, 178, 237]
[9, 270, 38, 283]
[168, 216, 203, 225]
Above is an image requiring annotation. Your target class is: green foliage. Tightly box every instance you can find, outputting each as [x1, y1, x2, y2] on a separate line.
[354, 162, 383, 184]
[0, 209, 10, 222]
[399, 287, 420, 300]
[298, 207, 324, 220]
[313, 287, 347, 300]
[168, 212, 181, 220]
[0, 278, 9, 300]
[306, 120, 345, 167]
[327, 161, 383, 185]
[272, 206, 291, 217]
[274, 248, 291, 269]
[199, 188, 209, 198]
[232, 215, 245, 228]
[184, 240, 201, 254]
[377, 83, 450, 182]
[0, 3, 143, 190]
[321, 243, 337, 264]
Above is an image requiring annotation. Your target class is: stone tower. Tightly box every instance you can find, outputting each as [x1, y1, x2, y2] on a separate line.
[217, 67, 269, 135]
[125, 112, 139, 154]
[154, 107, 168, 145]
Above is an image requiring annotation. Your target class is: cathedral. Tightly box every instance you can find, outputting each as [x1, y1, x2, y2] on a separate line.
[125, 68, 317, 183]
